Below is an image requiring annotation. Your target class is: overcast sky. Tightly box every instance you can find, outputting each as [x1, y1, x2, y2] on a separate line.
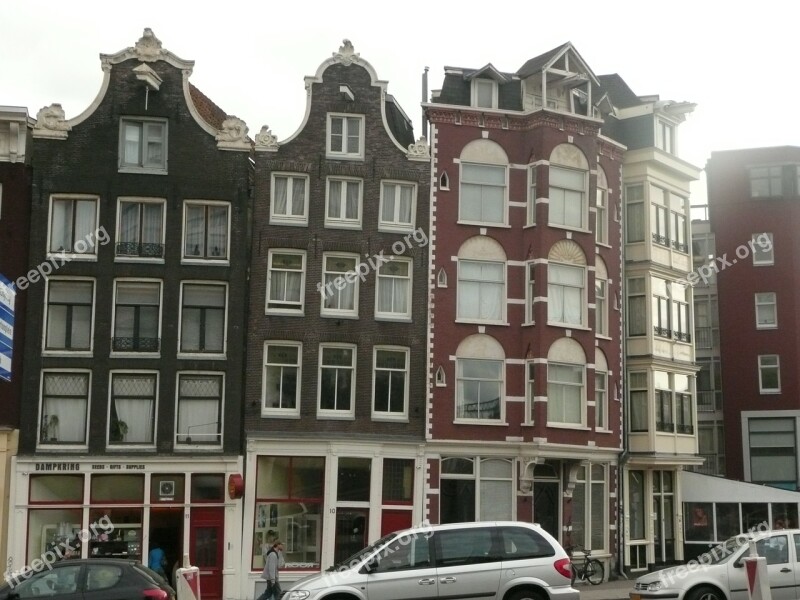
[3, 0, 799, 204]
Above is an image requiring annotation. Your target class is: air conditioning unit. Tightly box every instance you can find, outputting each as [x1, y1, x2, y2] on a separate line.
[159, 480, 175, 499]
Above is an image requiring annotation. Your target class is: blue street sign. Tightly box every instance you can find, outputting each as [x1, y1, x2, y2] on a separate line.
[0, 274, 15, 382]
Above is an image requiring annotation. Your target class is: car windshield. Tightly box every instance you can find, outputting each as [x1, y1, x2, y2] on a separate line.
[325, 533, 398, 572]
[696, 535, 753, 565]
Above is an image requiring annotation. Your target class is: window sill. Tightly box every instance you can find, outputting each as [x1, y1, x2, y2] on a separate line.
[521, 321, 535, 327]
[323, 221, 363, 230]
[325, 153, 364, 161]
[110, 352, 161, 359]
[547, 321, 590, 330]
[456, 220, 510, 228]
[261, 411, 301, 419]
[181, 258, 230, 266]
[42, 350, 93, 357]
[375, 315, 413, 323]
[455, 319, 509, 326]
[37, 443, 88, 451]
[118, 166, 168, 176]
[595, 427, 614, 434]
[115, 257, 166, 264]
[753, 263, 775, 267]
[46, 253, 97, 262]
[547, 423, 590, 430]
[595, 241, 612, 249]
[316, 412, 356, 420]
[756, 325, 778, 330]
[320, 313, 359, 320]
[523, 223, 536, 229]
[378, 224, 417, 234]
[372, 414, 409, 423]
[547, 223, 590, 235]
[266, 309, 305, 317]
[760, 390, 781, 395]
[177, 352, 227, 360]
[269, 218, 309, 227]
[453, 419, 507, 426]
[595, 334, 612, 341]
[174, 445, 223, 451]
[107, 444, 157, 450]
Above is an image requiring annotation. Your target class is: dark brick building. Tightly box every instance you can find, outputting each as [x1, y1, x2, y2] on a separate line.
[7, 30, 251, 600]
[0, 105, 33, 568]
[242, 40, 430, 592]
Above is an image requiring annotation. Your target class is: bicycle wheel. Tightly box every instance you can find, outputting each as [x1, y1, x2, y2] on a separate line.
[585, 559, 604, 585]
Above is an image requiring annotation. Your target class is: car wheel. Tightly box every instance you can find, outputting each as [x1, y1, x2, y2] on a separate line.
[507, 588, 547, 600]
[687, 585, 725, 600]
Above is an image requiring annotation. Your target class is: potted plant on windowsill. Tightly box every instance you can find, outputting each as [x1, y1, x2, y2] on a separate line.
[110, 417, 128, 442]
[43, 415, 59, 442]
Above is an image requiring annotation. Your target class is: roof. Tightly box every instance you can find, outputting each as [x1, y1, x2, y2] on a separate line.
[516, 42, 572, 78]
[597, 74, 642, 109]
[681, 471, 800, 503]
[188, 83, 227, 130]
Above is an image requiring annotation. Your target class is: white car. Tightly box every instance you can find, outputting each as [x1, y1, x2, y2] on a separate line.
[285, 521, 578, 600]
[631, 529, 800, 600]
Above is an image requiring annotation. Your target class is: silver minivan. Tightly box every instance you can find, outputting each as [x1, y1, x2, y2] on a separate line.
[284, 521, 577, 600]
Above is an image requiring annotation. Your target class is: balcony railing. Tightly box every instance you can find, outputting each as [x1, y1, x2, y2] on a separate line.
[654, 326, 671, 338]
[656, 420, 675, 433]
[116, 242, 164, 258]
[652, 233, 669, 246]
[694, 327, 720, 349]
[112, 337, 160, 352]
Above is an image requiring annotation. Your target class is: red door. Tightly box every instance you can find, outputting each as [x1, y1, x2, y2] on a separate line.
[190, 507, 224, 600]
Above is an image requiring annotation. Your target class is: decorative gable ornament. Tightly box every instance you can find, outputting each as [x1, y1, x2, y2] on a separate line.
[135, 28, 164, 62]
[216, 116, 251, 151]
[333, 39, 360, 66]
[33, 103, 71, 139]
[255, 125, 279, 152]
[133, 63, 163, 91]
[407, 136, 430, 161]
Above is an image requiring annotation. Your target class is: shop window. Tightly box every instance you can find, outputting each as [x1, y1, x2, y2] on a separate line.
[29, 475, 84, 504]
[382, 458, 414, 504]
[151, 474, 185, 504]
[571, 464, 608, 552]
[338, 457, 371, 502]
[440, 457, 512, 523]
[28, 509, 82, 564]
[191, 474, 224, 503]
[90, 475, 144, 503]
[88, 507, 142, 561]
[685, 502, 713, 541]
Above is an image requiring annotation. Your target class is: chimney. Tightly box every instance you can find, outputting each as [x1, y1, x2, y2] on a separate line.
[421, 66, 429, 140]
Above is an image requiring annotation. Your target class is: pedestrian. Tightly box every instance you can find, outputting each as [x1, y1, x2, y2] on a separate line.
[148, 542, 167, 578]
[257, 540, 284, 600]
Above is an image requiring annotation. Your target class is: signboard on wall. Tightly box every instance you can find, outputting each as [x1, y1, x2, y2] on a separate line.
[0, 274, 14, 382]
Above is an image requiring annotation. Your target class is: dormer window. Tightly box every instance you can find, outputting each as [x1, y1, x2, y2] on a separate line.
[656, 119, 675, 154]
[472, 79, 497, 109]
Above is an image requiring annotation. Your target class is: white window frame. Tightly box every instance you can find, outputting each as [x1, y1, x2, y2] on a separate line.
[270, 173, 309, 226]
[38, 369, 91, 448]
[372, 346, 410, 421]
[548, 165, 587, 230]
[262, 341, 302, 417]
[459, 162, 507, 226]
[107, 370, 158, 448]
[525, 262, 535, 325]
[42, 277, 95, 356]
[752, 233, 775, 266]
[375, 257, 412, 321]
[325, 176, 363, 229]
[326, 113, 365, 160]
[595, 186, 608, 245]
[455, 358, 504, 423]
[115, 197, 166, 262]
[595, 371, 608, 430]
[755, 292, 778, 329]
[526, 361, 535, 425]
[118, 117, 167, 173]
[750, 166, 784, 198]
[547, 262, 586, 327]
[655, 119, 675, 154]
[471, 78, 498, 109]
[110, 278, 163, 357]
[547, 361, 585, 426]
[595, 276, 608, 337]
[177, 281, 228, 358]
[527, 166, 537, 226]
[47, 194, 100, 261]
[181, 200, 231, 264]
[318, 343, 356, 419]
[759, 355, 781, 394]
[457, 259, 505, 323]
[321, 253, 359, 318]
[174, 371, 224, 449]
[266, 250, 306, 315]
[379, 180, 417, 231]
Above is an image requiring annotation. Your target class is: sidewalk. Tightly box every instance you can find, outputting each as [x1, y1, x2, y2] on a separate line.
[573, 577, 635, 600]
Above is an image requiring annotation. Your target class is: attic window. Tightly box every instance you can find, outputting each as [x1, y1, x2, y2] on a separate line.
[440, 171, 450, 190]
[472, 79, 497, 109]
[435, 366, 446, 387]
[437, 267, 448, 288]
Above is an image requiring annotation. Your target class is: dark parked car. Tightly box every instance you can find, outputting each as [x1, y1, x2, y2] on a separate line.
[0, 558, 175, 600]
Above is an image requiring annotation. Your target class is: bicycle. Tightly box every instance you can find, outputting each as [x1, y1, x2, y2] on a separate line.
[567, 546, 604, 585]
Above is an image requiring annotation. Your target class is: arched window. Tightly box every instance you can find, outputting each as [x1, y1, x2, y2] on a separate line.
[459, 140, 508, 226]
[547, 240, 586, 327]
[595, 257, 608, 337]
[457, 237, 506, 323]
[596, 166, 608, 244]
[548, 144, 588, 230]
[546, 338, 586, 426]
[594, 349, 608, 430]
[454, 334, 505, 422]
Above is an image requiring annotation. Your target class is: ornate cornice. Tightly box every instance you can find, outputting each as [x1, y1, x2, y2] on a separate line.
[32, 104, 71, 139]
[407, 136, 430, 162]
[426, 106, 602, 137]
[254, 125, 279, 152]
[99, 28, 195, 72]
[215, 116, 251, 151]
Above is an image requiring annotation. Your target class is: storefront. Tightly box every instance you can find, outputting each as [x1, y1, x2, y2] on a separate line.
[7, 456, 243, 600]
[681, 470, 800, 561]
[243, 440, 426, 598]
